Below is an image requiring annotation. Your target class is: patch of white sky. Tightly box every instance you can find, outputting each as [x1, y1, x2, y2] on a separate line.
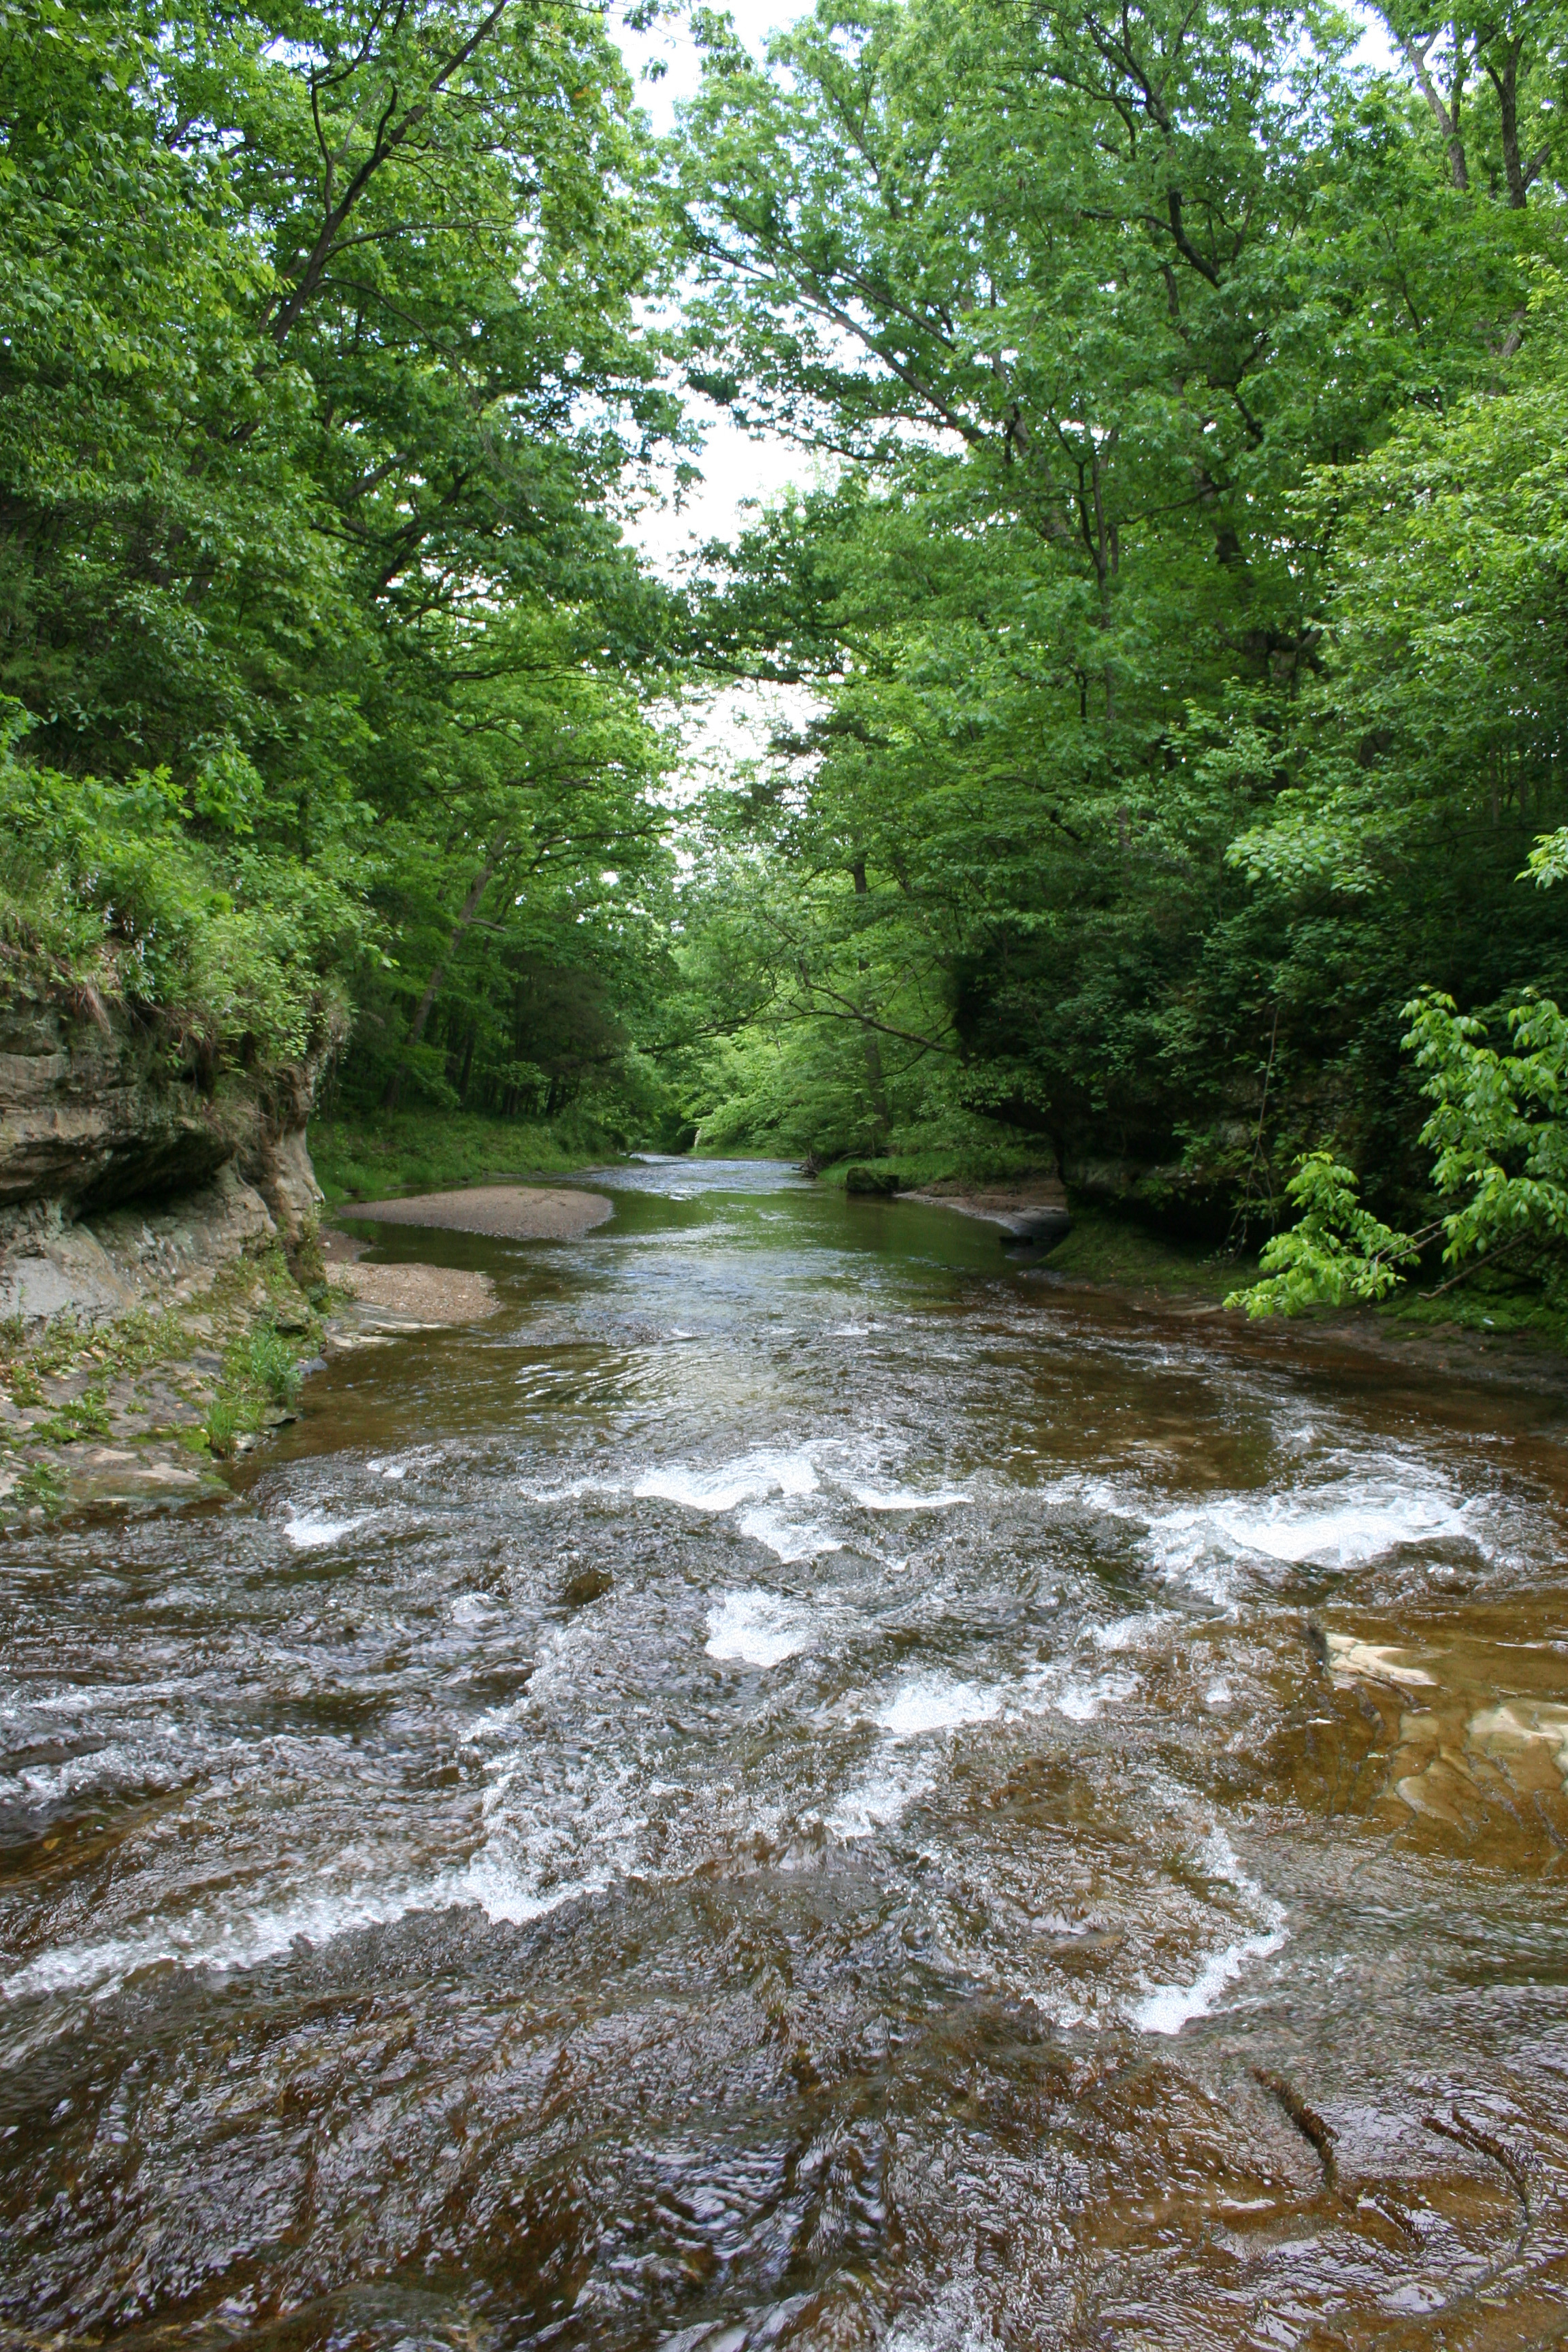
[606, 0, 1399, 794]
[608, 0, 823, 790]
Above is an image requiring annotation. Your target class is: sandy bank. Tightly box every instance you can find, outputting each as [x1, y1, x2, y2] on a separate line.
[335, 1260, 498, 1323]
[342, 1183, 614, 1241]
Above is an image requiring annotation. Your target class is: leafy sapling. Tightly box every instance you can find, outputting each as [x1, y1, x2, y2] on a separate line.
[1225, 1154, 1420, 1318]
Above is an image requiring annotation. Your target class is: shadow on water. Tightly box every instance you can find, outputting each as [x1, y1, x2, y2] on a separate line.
[5, 1160, 1568, 2345]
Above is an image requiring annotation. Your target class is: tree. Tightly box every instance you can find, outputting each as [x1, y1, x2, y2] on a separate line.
[669, 0, 1568, 1211]
[1, 0, 687, 1129]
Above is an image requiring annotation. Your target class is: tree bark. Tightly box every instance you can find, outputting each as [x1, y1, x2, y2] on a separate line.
[1390, 22, 1470, 190]
[382, 841, 506, 1110]
[851, 860, 892, 1151]
[1484, 37, 1550, 207]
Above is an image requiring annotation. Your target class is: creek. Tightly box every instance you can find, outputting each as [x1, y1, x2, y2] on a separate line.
[5, 1157, 1568, 2347]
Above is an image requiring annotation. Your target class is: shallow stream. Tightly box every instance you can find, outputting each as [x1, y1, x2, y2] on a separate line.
[6, 1160, 1568, 2347]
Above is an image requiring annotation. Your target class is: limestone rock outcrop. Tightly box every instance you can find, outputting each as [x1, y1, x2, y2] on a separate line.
[0, 988, 332, 1327]
[0, 998, 240, 1212]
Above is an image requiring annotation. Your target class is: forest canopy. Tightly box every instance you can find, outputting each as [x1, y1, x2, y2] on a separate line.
[4, 0, 1568, 1301]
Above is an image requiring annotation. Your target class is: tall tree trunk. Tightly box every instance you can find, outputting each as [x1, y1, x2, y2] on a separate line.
[851, 860, 892, 1151]
[1392, 22, 1470, 190]
[455, 1022, 478, 1104]
[1485, 37, 1550, 208]
[382, 839, 506, 1111]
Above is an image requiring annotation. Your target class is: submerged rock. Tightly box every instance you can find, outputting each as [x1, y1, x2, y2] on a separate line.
[1005, 1205, 1073, 1249]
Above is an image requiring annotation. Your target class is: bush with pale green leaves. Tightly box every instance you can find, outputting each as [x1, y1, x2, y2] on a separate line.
[1230, 977, 1568, 1318]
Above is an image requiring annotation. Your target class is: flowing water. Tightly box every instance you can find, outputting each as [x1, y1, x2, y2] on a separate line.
[7, 1159, 1568, 2349]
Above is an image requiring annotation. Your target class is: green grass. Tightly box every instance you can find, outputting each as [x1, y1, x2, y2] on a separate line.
[30, 1388, 112, 1446]
[1379, 1261, 1568, 1349]
[1041, 1207, 1259, 1301]
[308, 1107, 615, 1204]
[243, 1325, 304, 1404]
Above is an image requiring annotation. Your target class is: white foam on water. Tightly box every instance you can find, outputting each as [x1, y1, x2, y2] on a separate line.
[368, 1454, 411, 1481]
[851, 1484, 966, 1512]
[636, 1448, 820, 1515]
[1051, 1671, 1134, 1723]
[463, 1744, 645, 1923]
[736, 1504, 842, 1563]
[823, 1670, 1009, 1842]
[1128, 1924, 1286, 2036]
[456, 1845, 619, 1926]
[1, 1742, 195, 1808]
[1, 1844, 624, 2014]
[877, 1673, 1002, 1741]
[24, 1679, 186, 1716]
[6, 1825, 640, 2012]
[1011, 1646, 1137, 1727]
[450, 1592, 497, 1626]
[1220, 1492, 1470, 1565]
[1092, 1610, 1173, 1652]
[1026, 1983, 1100, 2034]
[282, 1510, 368, 1551]
[1043, 1471, 1141, 1521]
[705, 1590, 814, 1668]
[826, 1752, 936, 1841]
[1143, 1478, 1477, 1601]
[1043, 1463, 1494, 1605]
[1127, 1831, 1287, 2036]
[1, 1875, 455, 2007]
[1205, 1679, 1233, 1707]
[517, 1474, 621, 1503]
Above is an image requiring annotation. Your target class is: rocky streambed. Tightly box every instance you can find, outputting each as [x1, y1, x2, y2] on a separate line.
[9, 1156, 1568, 2346]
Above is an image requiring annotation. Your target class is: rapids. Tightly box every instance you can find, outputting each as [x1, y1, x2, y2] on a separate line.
[5, 1158, 1568, 2346]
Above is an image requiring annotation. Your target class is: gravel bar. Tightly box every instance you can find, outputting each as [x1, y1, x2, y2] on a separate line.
[340, 1184, 615, 1241]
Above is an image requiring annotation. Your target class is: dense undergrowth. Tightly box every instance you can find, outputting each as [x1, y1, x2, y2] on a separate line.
[309, 1110, 623, 1205]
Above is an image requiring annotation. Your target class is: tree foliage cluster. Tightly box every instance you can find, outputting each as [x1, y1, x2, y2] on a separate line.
[665, 0, 1568, 1309]
[1, 0, 687, 1136]
[7, 0, 1568, 1313]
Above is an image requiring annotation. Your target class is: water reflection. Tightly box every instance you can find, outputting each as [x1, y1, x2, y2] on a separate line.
[4, 1162, 1568, 2344]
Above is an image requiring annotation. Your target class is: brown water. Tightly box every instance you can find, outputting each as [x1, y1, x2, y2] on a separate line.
[6, 1158, 1568, 2349]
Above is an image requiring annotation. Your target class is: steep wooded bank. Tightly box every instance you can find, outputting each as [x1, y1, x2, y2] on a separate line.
[666, 0, 1568, 1301]
[0, 0, 688, 1277]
